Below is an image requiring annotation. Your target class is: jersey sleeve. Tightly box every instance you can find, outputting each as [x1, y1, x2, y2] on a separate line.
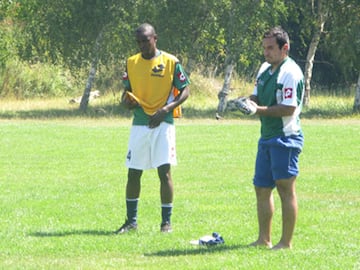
[173, 63, 190, 91]
[278, 67, 304, 107]
[122, 69, 131, 91]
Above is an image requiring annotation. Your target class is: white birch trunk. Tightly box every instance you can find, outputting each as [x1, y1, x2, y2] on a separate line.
[80, 29, 104, 112]
[216, 60, 234, 118]
[303, 0, 327, 106]
[353, 72, 360, 112]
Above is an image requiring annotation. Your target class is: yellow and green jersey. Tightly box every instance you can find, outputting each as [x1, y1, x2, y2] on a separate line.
[122, 50, 190, 125]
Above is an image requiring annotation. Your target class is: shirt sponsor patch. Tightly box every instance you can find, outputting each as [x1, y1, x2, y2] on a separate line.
[284, 88, 293, 99]
[177, 71, 186, 82]
[122, 72, 128, 80]
[152, 64, 165, 73]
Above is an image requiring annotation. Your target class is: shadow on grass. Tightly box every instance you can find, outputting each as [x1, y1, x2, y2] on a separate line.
[0, 104, 131, 120]
[0, 104, 233, 120]
[301, 107, 357, 119]
[0, 103, 357, 120]
[29, 230, 115, 237]
[144, 244, 250, 257]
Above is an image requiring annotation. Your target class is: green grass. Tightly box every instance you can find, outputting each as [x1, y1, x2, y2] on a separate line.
[0, 118, 359, 269]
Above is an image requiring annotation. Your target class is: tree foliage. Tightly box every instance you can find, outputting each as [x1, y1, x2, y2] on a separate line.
[0, 0, 359, 95]
[323, 0, 360, 82]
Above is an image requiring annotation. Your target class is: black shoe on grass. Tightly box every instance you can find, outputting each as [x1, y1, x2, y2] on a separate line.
[160, 222, 172, 233]
[114, 220, 137, 234]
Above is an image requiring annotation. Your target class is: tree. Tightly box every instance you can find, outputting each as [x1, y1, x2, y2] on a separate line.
[79, 28, 104, 111]
[0, 1, 21, 67]
[303, 0, 328, 106]
[354, 73, 360, 112]
[289, 0, 360, 107]
[13, 0, 141, 110]
[321, 0, 360, 111]
[155, 0, 224, 76]
[216, 0, 288, 117]
[3, 0, 359, 111]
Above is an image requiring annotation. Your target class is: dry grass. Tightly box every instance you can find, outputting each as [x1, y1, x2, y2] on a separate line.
[0, 73, 357, 120]
[0, 98, 74, 111]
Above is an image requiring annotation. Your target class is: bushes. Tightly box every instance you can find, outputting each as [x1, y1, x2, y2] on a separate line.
[0, 59, 79, 99]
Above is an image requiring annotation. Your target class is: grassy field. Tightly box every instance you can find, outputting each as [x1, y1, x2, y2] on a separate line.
[0, 74, 358, 120]
[0, 91, 359, 269]
[0, 108, 359, 269]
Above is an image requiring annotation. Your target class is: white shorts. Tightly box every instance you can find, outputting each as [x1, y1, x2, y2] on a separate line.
[126, 122, 177, 170]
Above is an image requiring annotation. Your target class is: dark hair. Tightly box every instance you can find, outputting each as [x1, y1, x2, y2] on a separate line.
[263, 26, 290, 51]
[136, 23, 156, 36]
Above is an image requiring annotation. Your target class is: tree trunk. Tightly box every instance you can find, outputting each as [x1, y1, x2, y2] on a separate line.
[353, 72, 360, 112]
[216, 57, 234, 119]
[303, 0, 327, 106]
[79, 29, 104, 112]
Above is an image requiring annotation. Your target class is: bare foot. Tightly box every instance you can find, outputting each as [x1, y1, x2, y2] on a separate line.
[271, 242, 292, 250]
[248, 240, 272, 248]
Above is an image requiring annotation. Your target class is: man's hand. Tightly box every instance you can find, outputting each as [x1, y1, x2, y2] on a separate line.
[148, 108, 168, 128]
[234, 97, 257, 115]
[121, 91, 139, 110]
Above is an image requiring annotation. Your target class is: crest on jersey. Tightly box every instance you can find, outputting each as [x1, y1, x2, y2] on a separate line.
[152, 64, 165, 73]
[177, 71, 186, 82]
[122, 72, 128, 80]
[284, 88, 293, 99]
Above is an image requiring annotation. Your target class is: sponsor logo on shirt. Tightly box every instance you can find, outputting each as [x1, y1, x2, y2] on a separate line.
[256, 79, 264, 86]
[284, 88, 293, 99]
[122, 72, 128, 80]
[151, 64, 165, 77]
[177, 71, 186, 82]
[152, 64, 165, 73]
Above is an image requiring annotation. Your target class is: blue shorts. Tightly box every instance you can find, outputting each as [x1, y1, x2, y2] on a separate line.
[253, 134, 304, 188]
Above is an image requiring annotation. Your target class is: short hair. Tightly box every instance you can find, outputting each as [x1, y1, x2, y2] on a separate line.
[135, 23, 156, 36]
[263, 26, 290, 51]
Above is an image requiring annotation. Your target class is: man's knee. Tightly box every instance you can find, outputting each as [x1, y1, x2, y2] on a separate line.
[275, 177, 296, 197]
[255, 186, 273, 200]
[157, 164, 170, 175]
[128, 168, 142, 181]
